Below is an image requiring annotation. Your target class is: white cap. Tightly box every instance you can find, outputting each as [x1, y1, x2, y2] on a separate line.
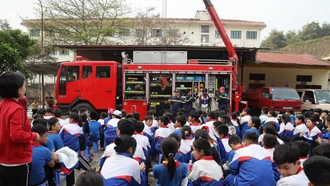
[112, 110, 122, 117]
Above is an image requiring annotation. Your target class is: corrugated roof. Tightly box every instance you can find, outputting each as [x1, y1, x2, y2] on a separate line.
[21, 18, 266, 28]
[257, 52, 330, 66]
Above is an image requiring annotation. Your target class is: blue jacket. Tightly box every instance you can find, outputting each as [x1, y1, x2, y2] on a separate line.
[59, 123, 81, 152]
[229, 144, 276, 186]
[89, 120, 102, 142]
[185, 95, 195, 114]
[217, 92, 230, 110]
[170, 96, 184, 114]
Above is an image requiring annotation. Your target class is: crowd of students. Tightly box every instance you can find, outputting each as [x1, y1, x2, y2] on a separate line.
[1, 71, 330, 186]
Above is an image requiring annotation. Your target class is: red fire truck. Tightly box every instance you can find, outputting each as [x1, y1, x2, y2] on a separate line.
[54, 0, 242, 117]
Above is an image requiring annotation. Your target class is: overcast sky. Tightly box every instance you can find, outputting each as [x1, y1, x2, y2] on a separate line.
[1, 0, 329, 41]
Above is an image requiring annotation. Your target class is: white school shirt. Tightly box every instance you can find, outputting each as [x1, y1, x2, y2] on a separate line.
[57, 117, 68, 126]
[154, 127, 172, 139]
[98, 119, 105, 126]
[259, 114, 268, 124]
[102, 143, 146, 160]
[293, 123, 309, 136]
[221, 136, 231, 153]
[107, 118, 120, 127]
[142, 121, 152, 136]
[201, 120, 218, 141]
[167, 122, 175, 132]
[132, 133, 150, 150]
[190, 123, 201, 134]
[276, 167, 309, 186]
[258, 134, 284, 145]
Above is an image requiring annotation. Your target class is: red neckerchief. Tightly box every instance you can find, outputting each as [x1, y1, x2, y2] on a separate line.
[31, 141, 42, 147]
[236, 145, 244, 150]
[133, 131, 144, 135]
[300, 156, 308, 160]
[190, 122, 201, 126]
[160, 126, 169, 128]
[308, 125, 315, 132]
[221, 135, 230, 139]
[296, 167, 303, 174]
[296, 122, 305, 126]
[200, 156, 214, 161]
[48, 131, 56, 134]
[184, 137, 193, 140]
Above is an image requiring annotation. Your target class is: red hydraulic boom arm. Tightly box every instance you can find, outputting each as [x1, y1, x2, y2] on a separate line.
[202, 0, 242, 111]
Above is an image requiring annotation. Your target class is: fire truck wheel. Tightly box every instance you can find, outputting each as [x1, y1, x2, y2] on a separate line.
[73, 103, 96, 114]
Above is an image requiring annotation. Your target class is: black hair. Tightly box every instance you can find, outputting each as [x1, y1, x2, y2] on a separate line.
[46, 108, 53, 114]
[322, 110, 329, 115]
[303, 156, 330, 186]
[69, 112, 80, 123]
[133, 112, 140, 121]
[164, 112, 173, 122]
[296, 115, 305, 123]
[159, 116, 169, 126]
[314, 108, 322, 115]
[114, 135, 137, 154]
[175, 115, 186, 127]
[261, 107, 269, 114]
[177, 111, 185, 116]
[218, 110, 226, 117]
[293, 140, 309, 157]
[79, 108, 88, 115]
[168, 133, 181, 143]
[146, 111, 155, 116]
[273, 143, 300, 165]
[188, 110, 200, 122]
[161, 137, 178, 180]
[38, 109, 46, 116]
[0, 72, 25, 99]
[53, 109, 62, 118]
[242, 108, 251, 115]
[228, 135, 241, 145]
[121, 110, 127, 118]
[281, 114, 291, 124]
[286, 109, 294, 115]
[76, 172, 104, 186]
[268, 110, 277, 117]
[100, 112, 107, 119]
[251, 116, 261, 129]
[312, 144, 330, 159]
[135, 121, 145, 133]
[32, 118, 48, 127]
[244, 132, 258, 144]
[48, 117, 59, 131]
[194, 129, 209, 140]
[144, 115, 153, 121]
[263, 134, 277, 148]
[117, 119, 136, 136]
[326, 116, 330, 123]
[70, 108, 78, 113]
[213, 121, 224, 128]
[207, 111, 217, 119]
[80, 113, 90, 133]
[231, 112, 241, 126]
[126, 114, 134, 119]
[89, 111, 98, 120]
[311, 114, 320, 122]
[216, 125, 229, 137]
[193, 138, 222, 166]
[263, 124, 277, 136]
[181, 125, 192, 140]
[33, 114, 43, 120]
[31, 124, 48, 136]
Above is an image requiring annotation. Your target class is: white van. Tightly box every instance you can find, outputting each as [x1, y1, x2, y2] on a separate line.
[296, 89, 330, 112]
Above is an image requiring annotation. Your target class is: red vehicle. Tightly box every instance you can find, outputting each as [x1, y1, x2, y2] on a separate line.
[242, 87, 302, 114]
[54, 0, 243, 117]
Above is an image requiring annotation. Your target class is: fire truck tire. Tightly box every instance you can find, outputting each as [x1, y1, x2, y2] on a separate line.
[73, 103, 96, 114]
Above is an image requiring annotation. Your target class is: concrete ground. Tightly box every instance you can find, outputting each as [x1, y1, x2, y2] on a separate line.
[60, 150, 157, 186]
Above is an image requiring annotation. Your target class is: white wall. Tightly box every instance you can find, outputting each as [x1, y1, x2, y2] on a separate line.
[243, 66, 330, 90]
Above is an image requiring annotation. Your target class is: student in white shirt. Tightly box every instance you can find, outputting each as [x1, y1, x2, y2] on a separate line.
[273, 143, 309, 186]
[303, 155, 330, 186]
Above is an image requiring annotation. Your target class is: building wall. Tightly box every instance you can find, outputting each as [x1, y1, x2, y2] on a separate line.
[242, 65, 330, 90]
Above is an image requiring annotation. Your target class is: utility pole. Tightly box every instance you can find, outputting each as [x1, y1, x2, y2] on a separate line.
[38, 0, 45, 109]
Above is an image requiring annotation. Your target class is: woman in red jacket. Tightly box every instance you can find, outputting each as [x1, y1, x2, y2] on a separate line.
[0, 72, 39, 186]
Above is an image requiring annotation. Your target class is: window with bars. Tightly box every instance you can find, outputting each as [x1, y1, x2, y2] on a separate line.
[29, 29, 40, 37]
[201, 25, 209, 33]
[246, 31, 257, 39]
[215, 30, 220, 38]
[231, 31, 242, 39]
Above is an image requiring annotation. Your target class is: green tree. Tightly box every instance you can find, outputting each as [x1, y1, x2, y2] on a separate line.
[299, 22, 322, 41]
[261, 29, 287, 49]
[24, 0, 130, 45]
[0, 21, 36, 77]
[285, 30, 301, 45]
[320, 22, 330, 38]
